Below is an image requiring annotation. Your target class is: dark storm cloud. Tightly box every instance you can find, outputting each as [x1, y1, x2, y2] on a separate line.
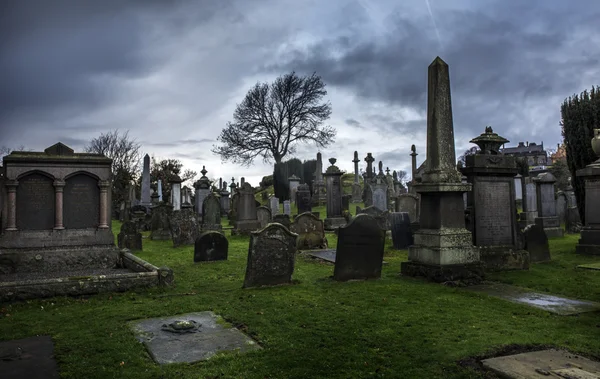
[264, 0, 600, 142]
[144, 139, 214, 148]
[345, 118, 364, 128]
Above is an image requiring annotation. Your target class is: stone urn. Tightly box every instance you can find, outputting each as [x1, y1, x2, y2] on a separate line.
[592, 129, 600, 160]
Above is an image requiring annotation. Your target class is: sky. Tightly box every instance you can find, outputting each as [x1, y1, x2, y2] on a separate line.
[2, 0, 599, 187]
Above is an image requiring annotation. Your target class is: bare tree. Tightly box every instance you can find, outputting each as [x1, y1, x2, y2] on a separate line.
[395, 169, 408, 184]
[456, 146, 480, 168]
[0, 145, 27, 167]
[85, 130, 142, 177]
[212, 72, 336, 166]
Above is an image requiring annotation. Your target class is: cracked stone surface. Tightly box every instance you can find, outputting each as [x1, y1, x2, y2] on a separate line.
[129, 311, 261, 365]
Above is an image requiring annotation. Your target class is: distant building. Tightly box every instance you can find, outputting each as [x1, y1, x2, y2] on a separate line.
[550, 143, 567, 164]
[500, 141, 550, 166]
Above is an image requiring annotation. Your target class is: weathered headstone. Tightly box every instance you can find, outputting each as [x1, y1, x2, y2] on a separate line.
[290, 212, 327, 250]
[533, 172, 563, 238]
[234, 182, 261, 234]
[341, 194, 350, 213]
[219, 182, 230, 216]
[243, 223, 298, 288]
[522, 224, 550, 262]
[523, 182, 538, 225]
[117, 221, 143, 251]
[323, 158, 346, 230]
[371, 162, 388, 211]
[400, 57, 482, 283]
[157, 179, 163, 202]
[229, 189, 239, 226]
[556, 191, 567, 226]
[283, 200, 291, 215]
[312, 152, 327, 205]
[333, 214, 385, 281]
[170, 175, 182, 211]
[269, 196, 279, 215]
[201, 193, 222, 231]
[390, 212, 412, 250]
[288, 175, 301, 204]
[296, 184, 312, 214]
[461, 126, 528, 271]
[150, 203, 173, 240]
[357, 205, 389, 230]
[395, 193, 419, 223]
[194, 231, 228, 262]
[170, 208, 199, 247]
[194, 166, 211, 218]
[575, 129, 600, 255]
[256, 206, 272, 229]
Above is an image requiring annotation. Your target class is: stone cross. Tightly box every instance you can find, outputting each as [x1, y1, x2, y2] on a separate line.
[140, 153, 151, 207]
[352, 151, 360, 184]
[378, 161, 384, 175]
[364, 153, 375, 180]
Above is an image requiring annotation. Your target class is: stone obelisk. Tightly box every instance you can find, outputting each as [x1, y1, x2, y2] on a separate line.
[140, 154, 152, 208]
[400, 57, 482, 283]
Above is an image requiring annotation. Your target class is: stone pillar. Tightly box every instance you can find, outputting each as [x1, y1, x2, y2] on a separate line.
[5, 180, 18, 231]
[410, 144, 418, 184]
[170, 175, 183, 211]
[53, 180, 66, 230]
[98, 180, 110, 229]
[140, 153, 151, 207]
[157, 179, 163, 202]
[323, 158, 346, 230]
[353, 151, 360, 183]
[575, 129, 600, 254]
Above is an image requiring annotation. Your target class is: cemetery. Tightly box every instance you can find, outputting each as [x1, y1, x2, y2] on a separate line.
[1, 57, 600, 378]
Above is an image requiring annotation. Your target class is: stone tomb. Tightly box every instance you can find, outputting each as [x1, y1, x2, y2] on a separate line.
[0, 142, 172, 301]
[290, 212, 328, 250]
[243, 223, 298, 288]
[194, 231, 228, 262]
[117, 221, 142, 251]
[169, 208, 199, 247]
[150, 203, 173, 240]
[333, 214, 385, 281]
[234, 183, 261, 235]
[129, 311, 260, 365]
[575, 130, 600, 255]
[256, 206, 272, 229]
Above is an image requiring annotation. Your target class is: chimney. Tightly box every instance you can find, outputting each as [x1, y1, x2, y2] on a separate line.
[518, 142, 525, 147]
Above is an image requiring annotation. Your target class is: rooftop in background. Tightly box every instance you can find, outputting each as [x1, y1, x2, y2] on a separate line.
[500, 141, 545, 155]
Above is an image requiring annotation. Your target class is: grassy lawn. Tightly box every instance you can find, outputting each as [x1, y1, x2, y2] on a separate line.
[1, 225, 599, 378]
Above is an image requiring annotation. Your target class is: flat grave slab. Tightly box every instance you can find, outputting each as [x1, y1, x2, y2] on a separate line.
[482, 349, 600, 378]
[129, 311, 260, 365]
[464, 283, 600, 315]
[577, 262, 600, 271]
[0, 336, 59, 379]
[303, 249, 388, 265]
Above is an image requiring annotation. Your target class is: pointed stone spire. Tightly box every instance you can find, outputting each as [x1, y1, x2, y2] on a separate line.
[352, 151, 360, 184]
[422, 56, 461, 183]
[410, 144, 418, 183]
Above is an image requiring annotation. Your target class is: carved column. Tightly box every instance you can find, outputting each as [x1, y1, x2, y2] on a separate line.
[53, 180, 66, 230]
[98, 180, 110, 229]
[5, 180, 18, 231]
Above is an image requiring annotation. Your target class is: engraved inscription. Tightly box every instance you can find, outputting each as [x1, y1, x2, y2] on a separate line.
[586, 179, 600, 225]
[475, 181, 513, 246]
[16, 173, 55, 230]
[63, 174, 100, 229]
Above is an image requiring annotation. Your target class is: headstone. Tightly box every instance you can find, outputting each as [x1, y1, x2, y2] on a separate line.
[117, 221, 143, 251]
[288, 175, 301, 204]
[357, 205, 389, 230]
[194, 166, 211, 217]
[371, 163, 388, 212]
[150, 203, 173, 240]
[523, 224, 550, 262]
[194, 231, 228, 262]
[390, 212, 412, 249]
[181, 186, 193, 209]
[400, 57, 482, 284]
[243, 223, 298, 288]
[341, 194, 350, 213]
[524, 182, 537, 224]
[395, 193, 419, 223]
[140, 154, 151, 207]
[273, 214, 291, 229]
[170, 175, 183, 211]
[312, 152, 327, 205]
[283, 200, 291, 215]
[229, 190, 239, 226]
[219, 185, 230, 216]
[256, 206, 272, 229]
[323, 158, 346, 230]
[556, 191, 567, 226]
[575, 129, 600, 255]
[157, 179, 163, 202]
[201, 193, 222, 231]
[290, 212, 327, 250]
[269, 196, 280, 215]
[514, 174, 523, 200]
[234, 182, 261, 234]
[169, 208, 199, 247]
[533, 172, 563, 238]
[333, 214, 385, 281]
[461, 126, 528, 271]
[296, 184, 312, 214]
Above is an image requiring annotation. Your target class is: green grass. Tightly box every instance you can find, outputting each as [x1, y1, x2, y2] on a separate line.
[1, 226, 599, 378]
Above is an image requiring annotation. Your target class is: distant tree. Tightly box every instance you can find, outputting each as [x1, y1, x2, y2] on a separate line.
[150, 157, 197, 202]
[549, 159, 570, 191]
[456, 146, 479, 169]
[395, 170, 408, 184]
[212, 72, 336, 166]
[85, 130, 142, 211]
[560, 86, 600, 223]
[515, 157, 529, 177]
[0, 145, 27, 167]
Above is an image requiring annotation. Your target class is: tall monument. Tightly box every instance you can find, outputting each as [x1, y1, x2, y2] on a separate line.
[400, 57, 483, 283]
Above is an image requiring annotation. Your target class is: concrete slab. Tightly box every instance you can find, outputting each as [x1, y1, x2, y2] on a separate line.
[482, 349, 600, 378]
[0, 336, 59, 379]
[577, 262, 600, 271]
[464, 283, 600, 315]
[129, 311, 261, 365]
